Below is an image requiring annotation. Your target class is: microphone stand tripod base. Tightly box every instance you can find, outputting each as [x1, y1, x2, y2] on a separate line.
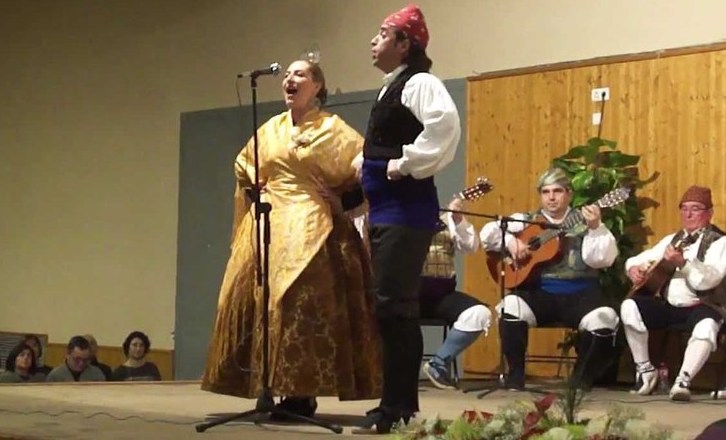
[195, 387, 343, 434]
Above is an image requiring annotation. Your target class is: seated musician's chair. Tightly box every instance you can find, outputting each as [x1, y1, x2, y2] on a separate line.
[524, 324, 578, 379]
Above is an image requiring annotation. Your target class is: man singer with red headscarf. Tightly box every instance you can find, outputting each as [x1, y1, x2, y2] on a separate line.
[355, 4, 461, 434]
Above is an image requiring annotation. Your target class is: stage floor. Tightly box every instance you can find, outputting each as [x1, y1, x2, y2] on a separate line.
[0, 381, 724, 439]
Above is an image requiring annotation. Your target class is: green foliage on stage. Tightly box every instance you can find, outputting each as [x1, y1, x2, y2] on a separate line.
[551, 137, 657, 303]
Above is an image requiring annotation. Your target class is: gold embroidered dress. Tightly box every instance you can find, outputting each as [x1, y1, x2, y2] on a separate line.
[202, 109, 381, 400]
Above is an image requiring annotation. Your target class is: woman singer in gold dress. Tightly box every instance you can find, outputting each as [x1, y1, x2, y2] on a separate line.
[201, 59, 381, 417]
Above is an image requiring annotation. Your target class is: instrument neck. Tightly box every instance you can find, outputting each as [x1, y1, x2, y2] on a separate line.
[534, 208, 583, 244]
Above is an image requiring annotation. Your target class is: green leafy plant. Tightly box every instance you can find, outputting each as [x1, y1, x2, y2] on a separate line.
[388, 393, 676, 440]
[551, 137, 657, 303]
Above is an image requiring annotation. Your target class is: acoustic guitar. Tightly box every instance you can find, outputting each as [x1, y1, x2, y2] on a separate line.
[625, 232, 700, 298]
[486, 187, 631, 289]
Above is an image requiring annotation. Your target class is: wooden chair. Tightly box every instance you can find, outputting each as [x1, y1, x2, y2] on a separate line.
[525, 324, 578, 379]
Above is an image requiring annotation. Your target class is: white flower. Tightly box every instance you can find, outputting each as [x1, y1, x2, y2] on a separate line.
[483, 418, 505, 432]
[542, 427, 573, 440]
[289, 126, 314, 149]
[585, 416, 608, 436]
[623, 419, 652, 437]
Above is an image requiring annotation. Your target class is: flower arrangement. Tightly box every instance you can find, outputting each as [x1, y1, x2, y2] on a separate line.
[388, 393, 677, 440]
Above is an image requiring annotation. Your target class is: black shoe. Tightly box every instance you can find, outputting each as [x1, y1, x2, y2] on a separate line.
[352, 407, 413, 434]
[504, 375, 525, 391]
[269, 397, 318, 421]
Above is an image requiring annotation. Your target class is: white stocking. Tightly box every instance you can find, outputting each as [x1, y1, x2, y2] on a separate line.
[624, 327, 650, 366]
[620, 299, 650, 365]
[679, 339, 712, 379]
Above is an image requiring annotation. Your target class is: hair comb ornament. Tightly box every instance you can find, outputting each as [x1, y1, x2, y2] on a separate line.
[300, 45, 321, 64]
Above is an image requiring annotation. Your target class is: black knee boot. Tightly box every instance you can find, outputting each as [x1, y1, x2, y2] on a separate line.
[366, 317, 421, 433]
[571, 329, 617, 390]
[500, 317, 528, 390]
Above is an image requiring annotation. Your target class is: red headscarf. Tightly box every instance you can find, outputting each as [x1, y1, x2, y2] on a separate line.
[382, 4, 429, 49]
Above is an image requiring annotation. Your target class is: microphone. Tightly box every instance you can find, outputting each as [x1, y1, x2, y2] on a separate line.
[237, 62, 282, 79]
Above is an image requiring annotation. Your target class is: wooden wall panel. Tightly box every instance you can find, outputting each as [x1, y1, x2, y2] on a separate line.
[463, 46, 726, 378]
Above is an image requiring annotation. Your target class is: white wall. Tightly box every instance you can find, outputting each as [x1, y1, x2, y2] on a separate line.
[1, 0, 726, 349]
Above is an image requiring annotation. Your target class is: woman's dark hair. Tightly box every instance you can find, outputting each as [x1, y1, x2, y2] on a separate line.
[5, 342, 37, 373]
[303, 60, 328, 106]
[23, 334, 43, 357]
[395, 30, 433, 72]
[122, 331, 151, 357]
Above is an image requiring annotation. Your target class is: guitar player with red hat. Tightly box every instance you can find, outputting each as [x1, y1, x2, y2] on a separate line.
[622, 185, 726, 401]
[479, 167, 621, 391]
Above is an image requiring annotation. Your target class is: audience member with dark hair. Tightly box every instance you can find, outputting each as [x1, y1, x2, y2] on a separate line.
[0, 342, 45, 383]
[112, 331, 161, 381]
[23, 334, 52, 375]
[82, 334, 112, 380]
[46, 335, 106, 382]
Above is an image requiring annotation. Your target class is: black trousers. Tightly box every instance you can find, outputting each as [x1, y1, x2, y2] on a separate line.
[631, 295, 722, 330]
[506, 286, 610, 327]
[369, 224, 434, 415]
[420, 285, 485, 325]
[500, 286, 614, 388]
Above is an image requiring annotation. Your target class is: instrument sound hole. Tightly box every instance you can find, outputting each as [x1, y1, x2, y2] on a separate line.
[528, 237, 541, 250]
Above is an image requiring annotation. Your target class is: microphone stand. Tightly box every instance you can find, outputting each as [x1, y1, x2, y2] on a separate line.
[439, 208, 558, 398]
[195, 75, 343, 434]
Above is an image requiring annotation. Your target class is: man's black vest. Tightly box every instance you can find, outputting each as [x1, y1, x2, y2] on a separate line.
[670, 224, 726, 262]
[363, 67, 426, 160]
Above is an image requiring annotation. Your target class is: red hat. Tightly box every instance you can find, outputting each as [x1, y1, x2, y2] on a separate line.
[680, 185, 713, 209]
[382, 4, 429, 49]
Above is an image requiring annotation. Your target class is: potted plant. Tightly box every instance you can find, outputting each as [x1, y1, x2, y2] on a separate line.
[551, 137, 656, 303]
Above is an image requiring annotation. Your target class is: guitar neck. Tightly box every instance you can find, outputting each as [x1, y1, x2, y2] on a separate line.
[558, 199, 613, 231]
[453, 190, 467, 200]
[561, 209, 586, 230]
[531, 209, 582, 246]
[534, 228, 562, 247]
